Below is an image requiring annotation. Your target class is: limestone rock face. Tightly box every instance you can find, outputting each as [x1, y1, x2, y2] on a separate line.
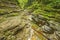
[0, 0, 60, 40]
[0, 0, 31, 40]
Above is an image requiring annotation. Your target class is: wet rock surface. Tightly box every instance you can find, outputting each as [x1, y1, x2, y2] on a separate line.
[0, 0, 60, 40]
